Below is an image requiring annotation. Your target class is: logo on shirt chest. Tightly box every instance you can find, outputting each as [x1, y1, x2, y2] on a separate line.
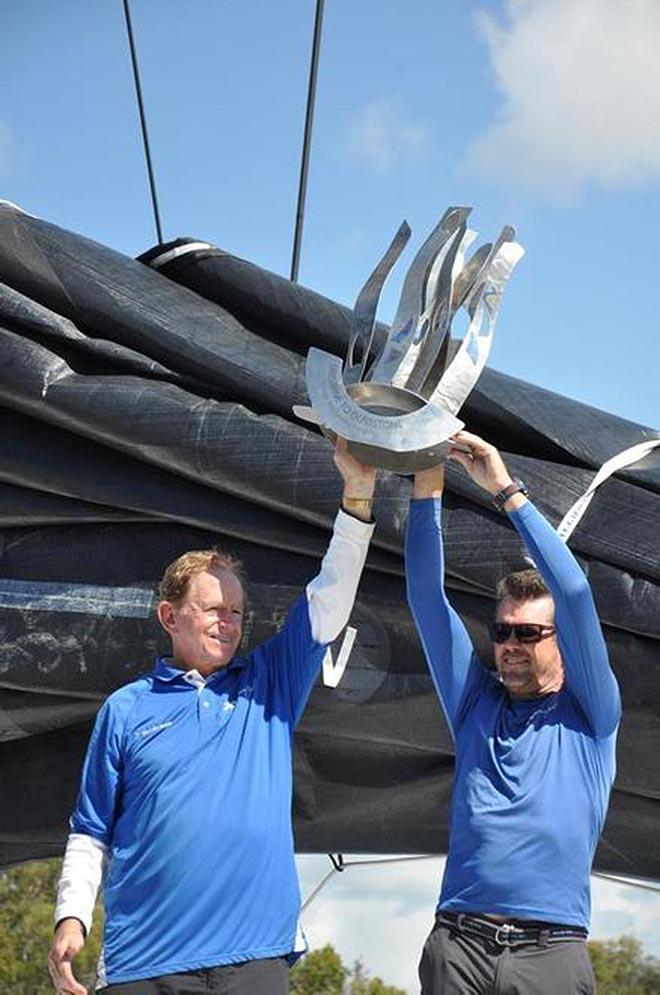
[231, 684, 254, 706]
[216, 684, 254, 719]
[135, 720, 175, 739]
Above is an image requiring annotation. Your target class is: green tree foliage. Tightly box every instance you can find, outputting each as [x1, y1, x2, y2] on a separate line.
[588, 935, 660, 995]
[290, 947, 406, 995]
[346, 957, 407, 995]
[0, 858, 103, 995]
[290, 944, 346, 995]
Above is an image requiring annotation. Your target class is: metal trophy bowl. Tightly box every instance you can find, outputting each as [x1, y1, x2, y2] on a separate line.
[294, 207, 524, 474]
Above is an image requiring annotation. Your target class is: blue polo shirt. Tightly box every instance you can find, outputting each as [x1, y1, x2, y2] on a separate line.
[406, 498, 621, 928]
[71, 595, 325, 984]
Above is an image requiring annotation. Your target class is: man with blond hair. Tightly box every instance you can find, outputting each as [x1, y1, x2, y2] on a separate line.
[49, 439, 377, 995]
[406, 430, 621, 995]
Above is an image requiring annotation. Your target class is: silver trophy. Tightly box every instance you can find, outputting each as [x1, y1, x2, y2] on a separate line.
[294, 207, 524, 473]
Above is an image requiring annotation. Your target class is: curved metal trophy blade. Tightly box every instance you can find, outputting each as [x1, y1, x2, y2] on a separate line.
[451, 241, 492, 312]
[389, 223, 476, 391]
[400, 219, 471, 395]
[464, 225, 516, 317]
[304, 347, 463, 472]
[411, 238, 493, 400]
[430, 229, 524, 415]
[344, 221, 411, 385]
[367, 206, 471, 386]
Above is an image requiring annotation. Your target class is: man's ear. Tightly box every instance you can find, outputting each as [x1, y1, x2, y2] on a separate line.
[157, 600, 177, 635]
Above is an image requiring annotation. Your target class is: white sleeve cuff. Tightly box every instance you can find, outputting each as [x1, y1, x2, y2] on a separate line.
[54, 832, 107, 935]
[306, 508, 375, 644]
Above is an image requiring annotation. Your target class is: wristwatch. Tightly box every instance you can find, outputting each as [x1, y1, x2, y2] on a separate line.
[342, 496, 374, 521]
[492, 479, 528, 511]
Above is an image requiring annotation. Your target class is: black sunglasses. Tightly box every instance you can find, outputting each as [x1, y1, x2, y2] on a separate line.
[491, 623, 556, 644]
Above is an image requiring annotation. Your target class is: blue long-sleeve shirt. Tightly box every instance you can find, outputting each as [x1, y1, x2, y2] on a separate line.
[406, 497, 621, 928]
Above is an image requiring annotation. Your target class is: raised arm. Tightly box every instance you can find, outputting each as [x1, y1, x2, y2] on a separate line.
[449, 430, 620, 737]
[508, 500, 620, 736]
[263, 438, 376, 721]
[405, 463, 482, 735]
[306, 437, 376, 642]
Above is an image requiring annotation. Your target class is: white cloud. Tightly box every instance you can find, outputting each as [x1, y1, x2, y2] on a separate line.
[465, 0, 660, 197]
[346, 99, 428, 171]
[591, 875, 660, 955]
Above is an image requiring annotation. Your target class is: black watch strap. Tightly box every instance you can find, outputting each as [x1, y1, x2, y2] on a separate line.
[492, 479, 528, 511]
[54, 916, 87, 937]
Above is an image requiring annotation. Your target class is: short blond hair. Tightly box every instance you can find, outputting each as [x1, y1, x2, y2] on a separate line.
[158, 549, 245, 604]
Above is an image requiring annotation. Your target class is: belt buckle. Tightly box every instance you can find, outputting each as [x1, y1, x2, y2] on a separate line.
[494, 922, 514, 946]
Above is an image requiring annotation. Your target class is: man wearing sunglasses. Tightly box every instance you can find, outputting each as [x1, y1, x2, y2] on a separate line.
[406, 429, 621, 995]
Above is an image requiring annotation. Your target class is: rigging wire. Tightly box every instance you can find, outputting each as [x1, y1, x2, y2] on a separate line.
[301, 853, 438, 911]
[122, 0, 164, 244]
[290, 0, 325, 283]
[301, 855, 660, 913]
[302, 863, 341, 912]
[593, 872, 660, 894]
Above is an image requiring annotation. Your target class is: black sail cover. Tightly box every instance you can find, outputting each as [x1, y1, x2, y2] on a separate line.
[0, 202, 658, 880]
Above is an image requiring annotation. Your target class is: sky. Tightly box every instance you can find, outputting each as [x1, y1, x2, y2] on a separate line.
[1, 0, 659, 990]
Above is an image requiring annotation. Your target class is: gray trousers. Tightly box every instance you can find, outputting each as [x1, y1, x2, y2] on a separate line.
[419, 919, 596, 995]
[99, 956, 289, 995]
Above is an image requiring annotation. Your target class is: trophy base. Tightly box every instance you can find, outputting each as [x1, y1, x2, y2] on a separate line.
[322, 428, 456, 474]
[294, 381, 464, 474]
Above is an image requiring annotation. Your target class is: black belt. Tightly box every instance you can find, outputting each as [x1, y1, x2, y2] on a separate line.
[438, 911, 588, 947]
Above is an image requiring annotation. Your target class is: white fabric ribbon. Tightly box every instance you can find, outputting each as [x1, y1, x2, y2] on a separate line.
[557, 437, 660, 542]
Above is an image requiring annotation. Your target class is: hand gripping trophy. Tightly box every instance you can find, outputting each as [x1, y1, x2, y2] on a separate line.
[294, 207, 524, 472]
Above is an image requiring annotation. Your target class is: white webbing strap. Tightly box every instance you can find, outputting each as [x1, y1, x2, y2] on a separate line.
[556, 437, 660, 542]
[146, 241, 213, 269]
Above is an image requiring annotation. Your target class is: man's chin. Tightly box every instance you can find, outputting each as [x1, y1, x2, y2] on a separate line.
[197, 658, 232, 676]
[211, 651, 234, 666]
[499, 668, 523, 682]
[502, 674, 531, 694]
[199, 650, 235, 671]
